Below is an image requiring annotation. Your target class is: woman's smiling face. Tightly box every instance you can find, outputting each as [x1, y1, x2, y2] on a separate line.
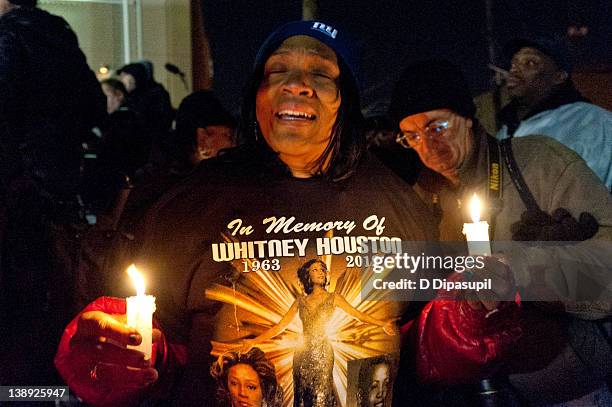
[256, 35, 341, 168]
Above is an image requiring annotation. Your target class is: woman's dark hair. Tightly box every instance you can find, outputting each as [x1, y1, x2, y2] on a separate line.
[100, 78, 127, 97]
[210, 347, 283, 407]
[237, 50, 365, 183]
[297, 259, 329, 295]
[357, 354, 396, 407]
[9, 0, 37, 7]
[116, 63, 148, 90]
[174, 90, 236, 163]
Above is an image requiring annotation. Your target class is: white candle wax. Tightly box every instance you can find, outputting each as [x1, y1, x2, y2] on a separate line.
[462, 221, 491, 256]
[462, 193, 492, 256]
[126, 294, 156, 359]
[125, 265, 156, 360]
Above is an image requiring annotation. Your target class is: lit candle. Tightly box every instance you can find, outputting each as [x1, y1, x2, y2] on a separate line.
[126, 264, 156, 360]
[462, 193, 491, 256]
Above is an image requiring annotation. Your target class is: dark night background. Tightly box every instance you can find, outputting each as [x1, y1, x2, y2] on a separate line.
[201, 0, 611, 116]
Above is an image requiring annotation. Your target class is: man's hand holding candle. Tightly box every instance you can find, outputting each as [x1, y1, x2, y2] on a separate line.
[465, 255, 517, 313]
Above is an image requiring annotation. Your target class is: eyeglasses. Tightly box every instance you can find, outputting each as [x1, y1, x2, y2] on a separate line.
[395, 120, 450, 149]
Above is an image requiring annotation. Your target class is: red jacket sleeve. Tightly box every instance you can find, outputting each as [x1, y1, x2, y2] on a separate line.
[54, 296, 187, 406]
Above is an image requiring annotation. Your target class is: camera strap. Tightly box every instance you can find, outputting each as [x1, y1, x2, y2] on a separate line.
[431, 136, 536, 240]
[498, 138, 541, 212]
[486, 137, 503, 239]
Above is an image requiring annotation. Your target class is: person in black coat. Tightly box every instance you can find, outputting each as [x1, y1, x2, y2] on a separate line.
[117, 61, 175, 163]
[84, 78, 150, 212]
[0, 0, 106, 385]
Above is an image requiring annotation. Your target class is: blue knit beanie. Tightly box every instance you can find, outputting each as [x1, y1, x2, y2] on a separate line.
[253, 20, 360, 91]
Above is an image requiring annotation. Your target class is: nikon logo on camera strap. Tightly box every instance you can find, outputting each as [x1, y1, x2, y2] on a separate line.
[489, 162, 500, 191]
[487, 137, 504, 239]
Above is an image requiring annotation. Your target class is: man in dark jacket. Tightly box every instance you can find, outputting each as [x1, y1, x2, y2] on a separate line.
[0, 0, 106, 385]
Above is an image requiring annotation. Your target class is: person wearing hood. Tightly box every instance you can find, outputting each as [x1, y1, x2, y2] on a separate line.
[0, 0, 106, 385]
[496, 35, 612, 191]
[0, 0, 106, 196]
[117, 61, 174, 164]
[81, 78, 150, 214]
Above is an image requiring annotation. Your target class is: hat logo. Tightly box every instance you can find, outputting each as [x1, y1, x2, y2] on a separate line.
[311, 22, 338, 39]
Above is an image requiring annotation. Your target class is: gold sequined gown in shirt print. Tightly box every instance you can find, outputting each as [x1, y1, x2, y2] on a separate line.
[293, 293, 336, 407]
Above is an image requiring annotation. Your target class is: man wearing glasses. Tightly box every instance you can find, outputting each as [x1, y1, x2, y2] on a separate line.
[389, 59, 612, 406]
[390, 59, 610, 244]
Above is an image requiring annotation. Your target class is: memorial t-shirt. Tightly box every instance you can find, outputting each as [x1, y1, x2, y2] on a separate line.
[131, 145, 435, 406]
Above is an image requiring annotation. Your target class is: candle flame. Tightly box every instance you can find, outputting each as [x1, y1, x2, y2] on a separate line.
[127, 264, 145, 296]
[469, 193, 481, 223]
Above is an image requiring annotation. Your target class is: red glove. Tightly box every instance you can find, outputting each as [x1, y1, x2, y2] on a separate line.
[54, 297, 186, 406]
[406, 299, 521, 385]
[402, 266, 522, 385]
